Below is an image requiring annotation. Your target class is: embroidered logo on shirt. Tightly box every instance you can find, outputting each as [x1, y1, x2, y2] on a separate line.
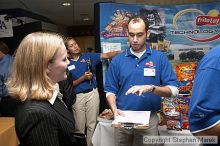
[145, 61, 154, 67]
[80, 59, 86, 63]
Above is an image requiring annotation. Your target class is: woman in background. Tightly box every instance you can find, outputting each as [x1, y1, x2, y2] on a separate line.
[65, 37, 121, 146]
[6, 32, 86, 146]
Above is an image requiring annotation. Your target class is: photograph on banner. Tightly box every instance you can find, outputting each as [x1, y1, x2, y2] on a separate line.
[0, 15, 13, 38]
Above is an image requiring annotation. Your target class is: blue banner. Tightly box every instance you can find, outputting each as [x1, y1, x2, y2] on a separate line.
[99, 2, 220, 60]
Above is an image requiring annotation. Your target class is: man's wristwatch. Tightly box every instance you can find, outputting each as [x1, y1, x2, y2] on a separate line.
[150, 85, 156, 93]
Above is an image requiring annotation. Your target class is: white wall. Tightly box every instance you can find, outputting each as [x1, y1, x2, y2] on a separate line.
[74, 36, 95, 53]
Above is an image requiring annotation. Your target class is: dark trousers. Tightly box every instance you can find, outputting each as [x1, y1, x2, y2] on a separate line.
[74, 133, 87, 146]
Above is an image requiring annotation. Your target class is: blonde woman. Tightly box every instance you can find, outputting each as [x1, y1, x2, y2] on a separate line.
[6, 32, 85, 146]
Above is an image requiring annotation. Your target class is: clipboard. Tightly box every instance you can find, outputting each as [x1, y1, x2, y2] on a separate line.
[111, 110, 151, 129]
[111, 122, 149, 129]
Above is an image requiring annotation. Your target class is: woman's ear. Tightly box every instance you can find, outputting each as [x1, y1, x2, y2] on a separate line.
[46, 63, 52, 74]
[46, 68, 50, 74]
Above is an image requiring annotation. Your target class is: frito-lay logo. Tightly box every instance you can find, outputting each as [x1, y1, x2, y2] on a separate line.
[196, 16, 220, 26]
[80, 59, 86, 63]
[145, 61, 154, 67]
[173, 8, 220, 42]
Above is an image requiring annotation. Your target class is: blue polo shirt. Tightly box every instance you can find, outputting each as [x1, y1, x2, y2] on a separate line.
[189, 45, 220, 133]
[105, 47, 178, 112]
[0, 54, 13, 100]
[68, 53, 101, 94]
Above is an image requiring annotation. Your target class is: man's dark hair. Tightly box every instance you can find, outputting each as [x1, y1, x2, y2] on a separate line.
[0, 41, 9, 54]
[127, 15, 149, 32]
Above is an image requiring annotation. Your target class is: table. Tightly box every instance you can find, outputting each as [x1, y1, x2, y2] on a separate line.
[0, 117, 19, 146]
[92, 122, 202, 146]
[92, 121, 114, 146]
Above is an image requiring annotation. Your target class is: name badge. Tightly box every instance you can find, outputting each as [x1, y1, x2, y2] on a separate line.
[144, 68, 156, 76]
[68, 65, 75, 71]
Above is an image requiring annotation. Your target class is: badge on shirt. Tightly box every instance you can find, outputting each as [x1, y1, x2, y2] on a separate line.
[144, 68, 156, 76]
[68, 65, 75, 71]
[144, 61, 156, 76]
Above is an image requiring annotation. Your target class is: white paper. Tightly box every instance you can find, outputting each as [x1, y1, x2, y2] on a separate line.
[112, 110, 151, 125]
[102, 42, 121, 53]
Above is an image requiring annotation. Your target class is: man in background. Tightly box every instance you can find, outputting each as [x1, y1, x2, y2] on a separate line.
[0, 41, 15, 116]
[189, 44, 220, 145]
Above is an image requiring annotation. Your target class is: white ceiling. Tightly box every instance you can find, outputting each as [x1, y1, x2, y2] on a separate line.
[0, 0, 218, 27]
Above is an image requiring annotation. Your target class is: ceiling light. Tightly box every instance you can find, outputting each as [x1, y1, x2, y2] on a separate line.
[62, 2, 71, 6]
[83, 17, 89, 21]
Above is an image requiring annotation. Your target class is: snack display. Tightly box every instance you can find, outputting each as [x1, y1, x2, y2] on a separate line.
[177, 94, 190, 114]
[180, 113, 189, 129]
[179, 86, 192, 94]
[162, 97, 179, 117]
[159, 62, 197, 130]
[175, 63, 197, 88]
[161, 97, 181, 130]
[177, 94, 191, 129]
[166, 116, 181, 130]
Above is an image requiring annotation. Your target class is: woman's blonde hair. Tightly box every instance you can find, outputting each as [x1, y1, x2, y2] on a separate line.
[6, 32, 65, 101]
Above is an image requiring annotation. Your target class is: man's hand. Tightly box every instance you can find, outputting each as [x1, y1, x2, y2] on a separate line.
[83, 71, 93, 80]
[106, 94, 124, 119]
[125, 85, 155, 96]
[113, 109, 125, 119]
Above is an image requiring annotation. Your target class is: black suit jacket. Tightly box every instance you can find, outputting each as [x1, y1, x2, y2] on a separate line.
[15, 98, 78, 146]
[59, 70, 76, 110]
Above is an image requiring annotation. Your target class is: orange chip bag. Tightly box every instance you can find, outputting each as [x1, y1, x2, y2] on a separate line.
[175, 63, 197, 82]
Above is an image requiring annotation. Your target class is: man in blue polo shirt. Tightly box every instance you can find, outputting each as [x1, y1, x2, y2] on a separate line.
[0, 41, 14, 116]
[189, 45, 220, 145]
[105, 15, 179, 146]
[65, 37, 121, 146]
